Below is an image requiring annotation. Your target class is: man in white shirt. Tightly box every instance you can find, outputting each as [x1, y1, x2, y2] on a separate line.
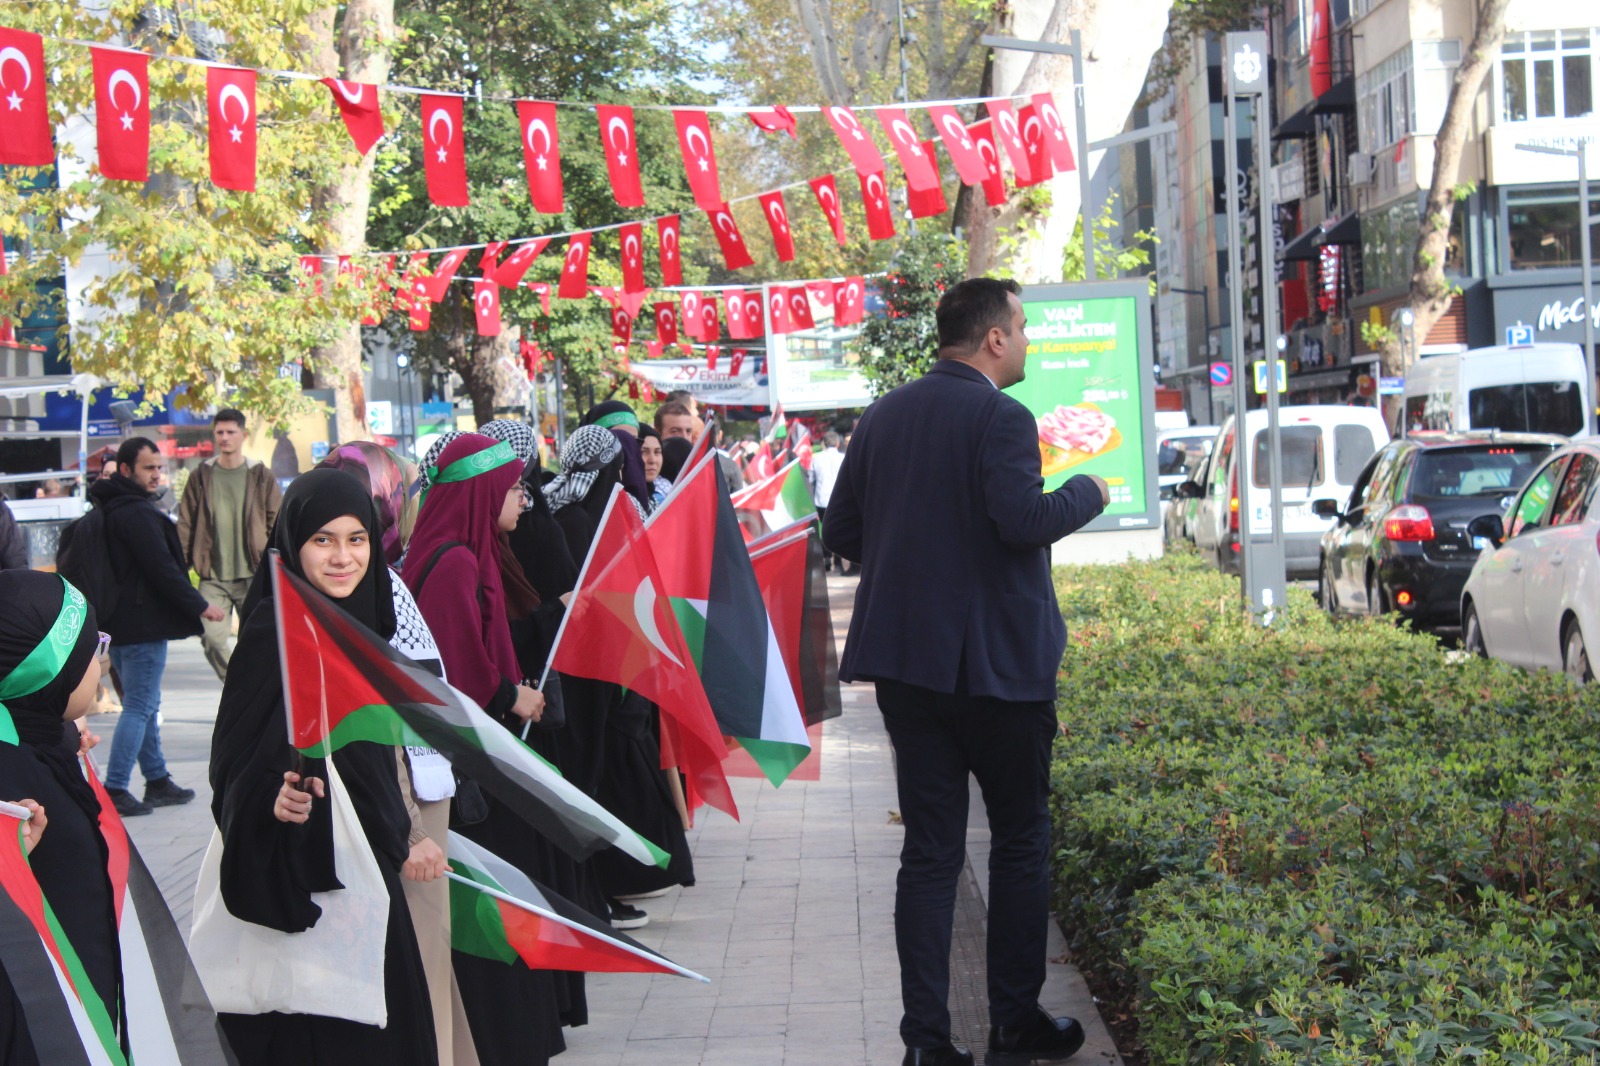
[811, 431, 848, 573]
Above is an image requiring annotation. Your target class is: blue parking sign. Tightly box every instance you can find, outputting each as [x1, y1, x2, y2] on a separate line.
[1506, 323, 1535, 346]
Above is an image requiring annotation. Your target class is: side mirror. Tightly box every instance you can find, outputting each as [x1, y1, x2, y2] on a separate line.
[1174, 480, 1203, 500]
[1309, 498, 1342, 520]
[1467, 513, 1505, 549]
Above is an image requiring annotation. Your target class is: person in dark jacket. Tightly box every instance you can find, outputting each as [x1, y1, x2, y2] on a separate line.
[90, 437, 224, 817]
[823, 278, 1109, 1066]
[0, 496, 27, 570]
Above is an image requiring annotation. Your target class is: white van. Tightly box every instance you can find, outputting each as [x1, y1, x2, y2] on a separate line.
[1401, 342, 1589, 438]
[1184, 405, 1390, 579]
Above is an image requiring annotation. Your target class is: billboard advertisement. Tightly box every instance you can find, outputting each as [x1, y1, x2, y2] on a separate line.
[1008, 281, 1158, 533]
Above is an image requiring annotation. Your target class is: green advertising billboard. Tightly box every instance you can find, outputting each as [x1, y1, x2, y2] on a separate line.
[1006, 281, 1158, 533]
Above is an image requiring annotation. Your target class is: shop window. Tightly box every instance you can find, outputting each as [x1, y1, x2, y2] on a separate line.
[1507, 185, 1600, 270]
[1499, 29, 1594, 122]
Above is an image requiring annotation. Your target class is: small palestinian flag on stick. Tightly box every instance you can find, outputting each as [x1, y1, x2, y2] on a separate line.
[270, 553, 669, 868]
[732, 458, 816, 537]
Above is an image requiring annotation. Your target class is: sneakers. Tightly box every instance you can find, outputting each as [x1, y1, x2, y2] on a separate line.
[607, 898, 649, 930]
[107, 788, 152, 817]
[143, 776, 197, 808]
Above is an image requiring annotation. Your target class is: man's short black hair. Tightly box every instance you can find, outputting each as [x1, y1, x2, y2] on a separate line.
[116, 437, 159, 470]
[936, 277, 1023, 353]
[214, 407, 247, 430]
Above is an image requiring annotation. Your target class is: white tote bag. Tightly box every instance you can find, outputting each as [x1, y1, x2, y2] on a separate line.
[189, 757, 391, 1025]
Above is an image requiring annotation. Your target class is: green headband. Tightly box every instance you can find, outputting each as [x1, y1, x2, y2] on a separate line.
[592, 410, 639, 430]
[421, 440, 519, 507]
[0, 577, 88, 745]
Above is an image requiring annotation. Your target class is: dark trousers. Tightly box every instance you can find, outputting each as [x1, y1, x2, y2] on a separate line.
[876, 678, 1057, 1049]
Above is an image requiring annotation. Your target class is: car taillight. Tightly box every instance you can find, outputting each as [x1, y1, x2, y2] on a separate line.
[1229, 466, 1239, 533]
[1384, 504, 1435, 542]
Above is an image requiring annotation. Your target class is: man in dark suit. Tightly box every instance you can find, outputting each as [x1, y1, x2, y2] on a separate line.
[823, 278, 1108, 1066]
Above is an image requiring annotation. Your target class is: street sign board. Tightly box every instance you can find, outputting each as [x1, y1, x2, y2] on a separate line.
[1252, 359, 1287, 394]
[1378, 376, 1405, 395]
[366, 400, 394, 435]
[1225, 32, 1270, 97]
[1209, 362, 1233, 387]
[1506, 323, 1536, 346]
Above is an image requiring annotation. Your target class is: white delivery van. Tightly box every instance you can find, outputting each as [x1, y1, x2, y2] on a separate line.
[1184, 405, 1390, 579]
[1401, 343, 1589, 437]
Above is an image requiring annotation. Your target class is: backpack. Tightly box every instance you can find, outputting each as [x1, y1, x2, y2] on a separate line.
[56, 506, 122, 619]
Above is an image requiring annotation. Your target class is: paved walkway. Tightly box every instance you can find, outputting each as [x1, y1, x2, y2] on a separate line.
[117, 574, 1122, 1065]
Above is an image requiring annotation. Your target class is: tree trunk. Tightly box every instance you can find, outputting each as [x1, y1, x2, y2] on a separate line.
[1385, 0, 1512, 381]
[789, 0, 854, 103]
[305, 0, 395, 444]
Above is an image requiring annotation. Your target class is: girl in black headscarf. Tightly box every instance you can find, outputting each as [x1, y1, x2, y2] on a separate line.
[0, 570, 124, 1065]
[208, 468, 437, 1065]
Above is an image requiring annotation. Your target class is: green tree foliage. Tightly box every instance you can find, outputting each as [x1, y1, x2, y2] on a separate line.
[854, 226, 968, 396]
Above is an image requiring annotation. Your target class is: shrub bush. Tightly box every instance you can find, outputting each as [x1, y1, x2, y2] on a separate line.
[1051, 550, 1600, 1064]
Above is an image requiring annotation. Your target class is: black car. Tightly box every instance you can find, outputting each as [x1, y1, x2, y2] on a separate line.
[1313, 432, 1565, 628]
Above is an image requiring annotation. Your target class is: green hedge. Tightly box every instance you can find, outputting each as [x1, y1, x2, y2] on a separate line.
[1051, 551, 1600, 1064]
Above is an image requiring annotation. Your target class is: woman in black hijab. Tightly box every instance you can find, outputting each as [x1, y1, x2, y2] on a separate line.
[0, 570, 125, 1065]
[659, 436, 693, 485]
[208, 468, 436, 1065]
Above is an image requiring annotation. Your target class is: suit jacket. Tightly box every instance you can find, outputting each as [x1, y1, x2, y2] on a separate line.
[822, 359, 1105, 702]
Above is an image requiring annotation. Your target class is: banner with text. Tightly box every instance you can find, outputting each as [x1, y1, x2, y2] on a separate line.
[629, 356, 771, 407]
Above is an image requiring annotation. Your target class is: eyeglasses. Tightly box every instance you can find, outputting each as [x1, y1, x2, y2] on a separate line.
[94, 631, 112, 663]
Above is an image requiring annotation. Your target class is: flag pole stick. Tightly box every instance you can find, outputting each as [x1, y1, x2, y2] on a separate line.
[442, 869, 710, 983]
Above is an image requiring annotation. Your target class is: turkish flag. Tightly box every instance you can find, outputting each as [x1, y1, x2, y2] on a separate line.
[681, 291, 706, 341]
[298, 256, 324, 295]
[706, 345, 720, 372]
[986, 100, 1032, 184]
[747, 106, 797, 138]
[823, 104, 885, 176]
[969, 122, 1008, 206]
[758, 191, 796, 262]
[858, 170, 896, 241]
[405, 257, 432, 331]
[673, 110, 723, 211]
[1031, 92, 1076, 173]
[92, 48, 149, 182]
[739, 290, 764, 338]
[705, 205, 754, 271]
[479, 242, 506, 274]
[765, 287, 792, 335]
[834, 276, 866, 326]
[423, 247, 470, 302]
[0, 29, 51, 166]
[520, 338, 544, 379]
[653, 302, 679, 345]
[656, 214, 683, 286]
[596, 105, 644, 208]
[907, 139, 947, 218]
[420, 93, 469, 206]
[619, 288, 647, 321]
[207, 66, 257, 191]
[492, 237, 549, 286]
[1015, 103, 1055, 189]
[723, 288, 751, 340]
[730, 350, 746, 376]
[785, 286, 815, 330]
[527, 282, 552, 316]
[611, 306, 632, 352]
[877, 109, 940, 192]
[396, 252, 426, 312]
[321, 78, 384, 154]
[337, 255, 355, 282]
[558, 233, 591, 299]
[517, 101, 564, 213]
[697, 297, 720, 343]
[474, 280, 502, 336]
[806, 281, 836, 313]
[809, 175, 847, 246]
[619, 221, 647, 294]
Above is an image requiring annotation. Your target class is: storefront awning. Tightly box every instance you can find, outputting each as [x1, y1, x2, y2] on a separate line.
[1289, 368, 1356, 391]
[1280, 226, 1321, 262]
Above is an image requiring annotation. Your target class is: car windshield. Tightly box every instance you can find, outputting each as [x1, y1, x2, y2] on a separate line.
[1410, 444, 1554, 498]
[1467, 382, 1584, 435]
[1253, 426, 1322, 488]
[1157, 433, 1213, 476]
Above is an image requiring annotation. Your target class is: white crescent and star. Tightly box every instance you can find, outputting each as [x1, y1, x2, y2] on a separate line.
[766, 200, 788, 233]
[685, 123, 709, 160]
[632, 577, 683, 668]
[976, 136, 1000, 173]
[1041, 103, 1066, 140]
[527, 117, 551, 156]
[107, 68, 141, 130]
[714, 212, 737, 238]
[684, 292, 700, 314]
[1023, 114, 1043, 147]
[940, 114, 971, 150]
[744, 296, 761, 321]
[607, 115, 632, 166]
[818, 184, 838, 215]
[217, 82, 251, 143]
[866, 173, 886, 209]
[0, 46, 32, 110]
[829, 106, 865, 141]
[891, 119, 923, 156]
[477, 290, 496, 315]
[427, 105, 454, 163]
[770, 293, 785, 318]
[333, 79, 366, 106]
[790, 292, 809, 316]
[624, 233, 640, 265]
[997, 110, 1022, 149]
[661, 225, 678, 256]
[847, 282, 862, 303]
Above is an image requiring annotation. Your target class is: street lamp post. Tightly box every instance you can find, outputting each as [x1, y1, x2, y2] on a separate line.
[1170, 286, 1214, 423]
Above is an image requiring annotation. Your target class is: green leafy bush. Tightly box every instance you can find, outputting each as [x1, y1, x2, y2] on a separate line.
[1052, 551, 1600, 1064]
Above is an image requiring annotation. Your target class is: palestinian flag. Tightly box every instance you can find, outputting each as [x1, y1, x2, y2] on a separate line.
[549, 487, 737, 820]
[0, 801, 125, 1066]
[733, 458, 816, 536]
[647, 455, 811, 787]
[761, 401, 787, 444]
[447, 831, 707, 981]
[270, 553, 669, 869]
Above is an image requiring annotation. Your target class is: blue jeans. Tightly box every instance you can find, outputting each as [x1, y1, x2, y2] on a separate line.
[106, 641, 169, 792]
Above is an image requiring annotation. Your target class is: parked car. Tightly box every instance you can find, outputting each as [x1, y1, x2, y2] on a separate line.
[1460, 440, 1600, 681]
[1401, 342, 1588, 438]
[1164, 444, 1214, 546]
[1181, 405, 1389, 580]
[1312, 432, 1562, 628]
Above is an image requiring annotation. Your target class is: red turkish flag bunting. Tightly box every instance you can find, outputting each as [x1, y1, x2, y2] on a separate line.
[705, 205, 754, 271]
[207, 66, 257, 191]
[1031, 92, 1077, 173]
[823, 104, 885, 176]
[422, 247, 470, 302]
[653, 302, 679, 345]
[723, 288, 750, 340]
[657, 215, 683, 286]
[611, 306, 632, 352]
[298, 256, 324, 295]
[619, 222, 647, 294]
[492, 238, 549, 286]
[517, 101, 564, 213]
[969, 122, 1008, 206]
[673, 110, 723, 211]
[925, 105, 986, 187]
[730, 350, 746, 376]
[595, 105, 645, 208]
[809, 175, 847, 246]
[986, 100, 1032, 184]
[706, 345, 719, 371]
[474, 280, 502, 336]
[877, 109, 940, 192]
[420, 94, 469, 206]
[834, 276, 866, 326]
[765, 287, 792, 335]
[527, 282, 552, 316]
[697, 296, 720, 343]
[405, 255, 433, 331]
[742, 289, 766, 340]
[321, 78, 384, 154]
[92, 48, 149, 182]
[758, 191, 796, 263]
[785, 286, 815, 330]
[859, 170, 896, 241]
[0, 29, 51, 166]
[479, 242, 507, 274]
[681, 291, 707, 342]
[1015, 103, 1054, 189]
[558, 233, 591, 299]
[805, 281, 836, 313]
[747, 106, 797, 138]
[907, 138, 947, 218]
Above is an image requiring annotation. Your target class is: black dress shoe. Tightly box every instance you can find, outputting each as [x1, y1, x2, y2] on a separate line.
[901, 1045, 974, 1066]
[988, 1006, 1086, 1064]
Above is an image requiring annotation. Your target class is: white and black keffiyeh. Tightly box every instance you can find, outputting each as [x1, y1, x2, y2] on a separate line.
[543, 425, 621, 514]
[415, 430, 464, 497]
[479, 419, 540, 511]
